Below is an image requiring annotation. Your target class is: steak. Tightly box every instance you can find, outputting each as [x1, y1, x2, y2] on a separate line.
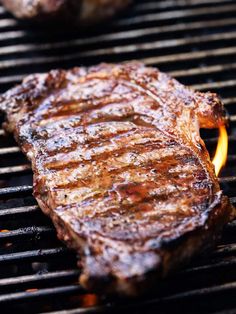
[1, 0, 130, 25]
[0, 62, 235, 296]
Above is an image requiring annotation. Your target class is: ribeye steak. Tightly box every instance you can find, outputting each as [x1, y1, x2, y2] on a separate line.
[0, 62, 234, 295]
[1, 0, 130, 25]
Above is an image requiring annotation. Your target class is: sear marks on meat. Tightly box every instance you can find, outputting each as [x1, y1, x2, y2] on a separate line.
[1, 0, 131, 25]
[0, 62, 235, 296]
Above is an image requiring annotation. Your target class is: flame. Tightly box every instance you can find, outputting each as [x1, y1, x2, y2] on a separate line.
[26, 288, 38, 293]
[212, 125, 228, 176]
[81, 294, 98, 307]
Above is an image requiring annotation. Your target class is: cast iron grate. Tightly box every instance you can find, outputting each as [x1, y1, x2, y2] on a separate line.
[0, 0, 236, 313]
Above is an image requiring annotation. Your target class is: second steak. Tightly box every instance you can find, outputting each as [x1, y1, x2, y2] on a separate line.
[1, 0, 131, 25]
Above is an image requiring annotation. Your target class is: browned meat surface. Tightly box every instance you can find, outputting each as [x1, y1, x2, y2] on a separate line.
[0, 62, 234, 296]
[1, 0, 130, 25]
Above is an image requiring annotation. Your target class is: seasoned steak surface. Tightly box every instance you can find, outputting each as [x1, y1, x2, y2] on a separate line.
[1, 0, 130, 25]
[0, 62, 234, 295]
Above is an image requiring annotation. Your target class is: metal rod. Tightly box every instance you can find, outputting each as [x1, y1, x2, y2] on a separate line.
[143, 46, 236, 65]
[192, 79, 236, 91]
[179, 259, 236, 275]
[0, 185, 32, 197]
[170, 63, 236, 78]
[44, 281, 236, 314]
[0, 269, 79, 287]
[0, 226, 54, 240]
[116, 3, 236, 26]
[0, 284, 82, 303]
[1, 46, 236, 86]
[0, 164, 31, 176]
[0, 205, 39, 217]
[219, 176, 236, 183]
[0, 31, 236, 70]
[135, 0, 235, 11]
[0, 247, 72, 264]
[0, 147, 20, 155]
[0, 18, 235, 57]
[0, 19, 17, 28]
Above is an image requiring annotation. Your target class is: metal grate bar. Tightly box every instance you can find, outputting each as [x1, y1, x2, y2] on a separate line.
[180, 259, 236, 275]
[1, 46, 236, 87]
[0, 164, 31, 176]
[0, 7, 6, 14]
[0, 247, 71, 264]
[45, 306, 110, 314]
[44, 281, 236, 314]
[0, 270, 79, 288]
[115, 3, 236, 26]
[192, 80, 236, 91]
[135, 0, 235, 11]
[1, 30, 236, 68]
[0, 284, 82, 303]
[1, 17, 236, 47]
[204, 136, 236, 145]
[0, 19, 18, 28]
[163, 281, 236, 301]
[0, 147, 20, 155]
[143, 46, 236, 65]
[212, 244, 236, 258]
[0, 30, 28, 42]
[1, 18, 236, 56]
[0, 185, 32, 197]
[74, 32, 236, 58]
[230, 115, 236, 122]
[170, 63, 236, 78]
[222, 98, 236, 105]
[0, 226, 54, 241]
[0, 205, 39, 217]
[219, 177, 236, 183]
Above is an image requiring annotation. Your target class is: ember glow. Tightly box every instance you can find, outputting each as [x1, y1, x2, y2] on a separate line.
[26, 288, 38, 293]
[212, 125, 228, 176]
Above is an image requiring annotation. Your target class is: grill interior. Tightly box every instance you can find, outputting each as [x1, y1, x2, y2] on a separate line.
[0, 0, 236, 313]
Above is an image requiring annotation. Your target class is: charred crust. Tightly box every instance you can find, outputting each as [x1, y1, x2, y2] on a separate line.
[1, 0, 131, 26]
[0, 61, 234, 296]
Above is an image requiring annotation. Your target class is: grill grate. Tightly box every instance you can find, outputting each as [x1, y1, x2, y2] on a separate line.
[0, 0, 236, 313]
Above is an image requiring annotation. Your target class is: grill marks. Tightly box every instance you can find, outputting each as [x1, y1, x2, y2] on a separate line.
[25, 66, 213, 220]
[36, 122, 137, 156]
[56, 195, 209, 245]
[0, 62, 232, 296]
[49, 151, 204, 207]
[39, 117, 207, 226]
[4, 62, 223, 227]
[33, 79, 134, 119]
[43, 130, 174, 169]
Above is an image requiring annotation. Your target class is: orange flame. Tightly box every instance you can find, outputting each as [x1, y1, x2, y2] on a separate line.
[26, 288, 38, 293]
[81, 294, 98, 307]
[212, 125, 228, 176]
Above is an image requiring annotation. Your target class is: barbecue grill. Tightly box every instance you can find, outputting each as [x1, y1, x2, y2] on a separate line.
[0, 0, 236, 313]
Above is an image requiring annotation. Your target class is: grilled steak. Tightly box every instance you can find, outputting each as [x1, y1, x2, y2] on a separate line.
[0, 62, 234, 296]
[1, 0, 130, 25]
